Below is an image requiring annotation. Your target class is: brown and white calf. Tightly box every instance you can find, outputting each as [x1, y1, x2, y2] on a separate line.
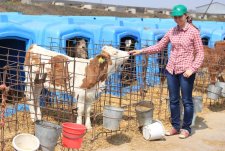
[24, 44, 129, 129]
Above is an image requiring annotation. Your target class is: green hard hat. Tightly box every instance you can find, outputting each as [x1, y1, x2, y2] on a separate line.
[170, 5, 187, 16]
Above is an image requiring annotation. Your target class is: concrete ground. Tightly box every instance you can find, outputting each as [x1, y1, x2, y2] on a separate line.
[97, 111, 225, 151]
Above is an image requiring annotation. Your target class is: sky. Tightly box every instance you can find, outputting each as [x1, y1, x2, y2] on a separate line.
[69, 0, 225, 10]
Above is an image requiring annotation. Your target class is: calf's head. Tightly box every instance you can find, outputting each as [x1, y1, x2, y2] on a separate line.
[75, 39, 88, 59]
[101, 45, 129, 73]
[80, 46, 129, 89]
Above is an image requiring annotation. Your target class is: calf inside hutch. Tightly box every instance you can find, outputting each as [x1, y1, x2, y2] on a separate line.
[120, 37, 138, 87]
[66, 37, 89, 59]
[202, 37, 210, 46]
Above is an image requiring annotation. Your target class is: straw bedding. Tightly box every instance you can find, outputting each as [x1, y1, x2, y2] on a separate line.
[1, 85, 224, 151]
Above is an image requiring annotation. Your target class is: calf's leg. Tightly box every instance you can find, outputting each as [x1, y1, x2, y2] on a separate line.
[85, 102, 92, 129]
[77, 101, 84, 125]
[25, 84, 43, 122]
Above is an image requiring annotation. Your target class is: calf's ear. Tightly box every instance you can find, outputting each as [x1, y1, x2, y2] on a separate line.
[97, 52, 112, 65]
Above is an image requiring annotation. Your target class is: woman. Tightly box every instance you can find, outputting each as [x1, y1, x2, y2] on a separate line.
[129, 5, 204, 139]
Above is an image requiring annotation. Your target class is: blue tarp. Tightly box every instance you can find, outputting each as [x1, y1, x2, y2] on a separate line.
[1, 104, 29, 117]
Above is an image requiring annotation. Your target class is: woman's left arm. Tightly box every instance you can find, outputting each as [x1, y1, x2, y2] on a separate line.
[190, 31, 204, 72]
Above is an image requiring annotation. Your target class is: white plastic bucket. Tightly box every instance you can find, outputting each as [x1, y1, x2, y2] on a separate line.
[12, 133, 40, 151]
[142, 120, 165, 141]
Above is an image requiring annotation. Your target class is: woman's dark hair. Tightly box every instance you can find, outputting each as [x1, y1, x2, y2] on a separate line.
[186, 15, 199, 30]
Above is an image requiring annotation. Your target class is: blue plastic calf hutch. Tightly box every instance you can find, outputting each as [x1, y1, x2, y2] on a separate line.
[118, 17, 160, 24]
[41, 22, 94, 57]
[0, 14, 63, 107]
[199, 29, 213, 47]
[18, 19, 62, 45]
[42, 18, 119, 57]
[0, 15, 35, 78]
[0, 12, 22, 15]
[157, 22, 176, 30]
[66, 16, 118, 21]
[0, 15, 35, 112]
[67, 17, 120, 56]
[122, 20, 168, 87]
[117, 17, 144, 22]
[159, 18, 174, 24]
[142, 18, 161, 23]
[140, 28, 170, 87]
[100, 25, 142, 96]
[193, 20, 223, 47]
[193, 21, 223, 31]
[66, 16, 121, 26]
[211, 29, 225, 46]
[121, 20, 158, 30]
[120, 17, 161, 30]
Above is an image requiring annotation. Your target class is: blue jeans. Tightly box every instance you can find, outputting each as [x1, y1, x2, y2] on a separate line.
[166, 70, 196, 133]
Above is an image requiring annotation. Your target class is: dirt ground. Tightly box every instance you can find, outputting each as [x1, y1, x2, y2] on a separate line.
[96, 110, 225, 151]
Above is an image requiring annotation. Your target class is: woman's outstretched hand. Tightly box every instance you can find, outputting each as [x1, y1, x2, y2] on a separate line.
[128, 50, 143, 56]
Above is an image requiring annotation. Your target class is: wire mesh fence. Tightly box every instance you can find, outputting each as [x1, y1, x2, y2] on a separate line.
[0, 39, 224, 150]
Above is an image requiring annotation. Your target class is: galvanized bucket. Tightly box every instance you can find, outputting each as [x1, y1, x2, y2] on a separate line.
[35, 120, 62, 151]
[135, 101, 154, 127]
[193, 96, 203, 112]
[103, 106, 124, 131]
[215, 82, 225, 97]
[207, 84, 222, 100]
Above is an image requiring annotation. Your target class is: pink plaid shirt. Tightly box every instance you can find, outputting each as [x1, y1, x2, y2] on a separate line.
[142, 23, 204, 75]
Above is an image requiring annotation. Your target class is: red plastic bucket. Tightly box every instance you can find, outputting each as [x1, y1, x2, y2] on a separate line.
[62, 123, 86, 149]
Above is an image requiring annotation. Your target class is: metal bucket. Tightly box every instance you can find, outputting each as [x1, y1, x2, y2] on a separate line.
[207, 84, 222, 100]
[215, 82, 225, 97]
[135, 101, 154, 127]
[35, 120, 62, 151]
[193, 96, 203, 112]
[103, 106, 124, 130]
